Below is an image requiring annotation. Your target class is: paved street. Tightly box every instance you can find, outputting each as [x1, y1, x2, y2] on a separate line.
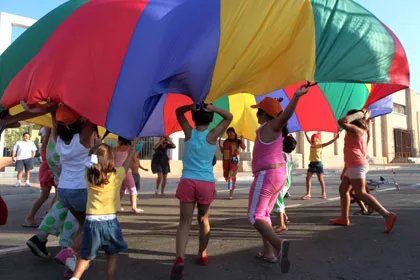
[0, 167, 419, 280]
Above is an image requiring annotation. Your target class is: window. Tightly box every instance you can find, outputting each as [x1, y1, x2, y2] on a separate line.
[393, 103, 406, 115]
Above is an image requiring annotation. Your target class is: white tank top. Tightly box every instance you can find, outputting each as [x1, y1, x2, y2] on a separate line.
[55, 134, 90, 189]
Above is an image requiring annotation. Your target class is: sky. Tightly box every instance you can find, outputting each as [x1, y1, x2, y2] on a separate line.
[0, 0, 419, 91]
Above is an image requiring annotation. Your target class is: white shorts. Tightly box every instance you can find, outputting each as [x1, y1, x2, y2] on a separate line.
[344, 165, 369, 179]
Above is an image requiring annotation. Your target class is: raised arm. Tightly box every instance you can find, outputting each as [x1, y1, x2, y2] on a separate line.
[80, 121, 98, 148]
[166, 137, 176, 149]
[218, 138, 224, 153]
[175, 104, 194, 141]
[338, 111, 366, 136]
[239, 137, 246, 150]
[269, 86, 309, 132]
[153, 137, 166, 150]
[206, 105, 233, 145]
[321, 133, 340, 148]
[304, 132, 311, 144]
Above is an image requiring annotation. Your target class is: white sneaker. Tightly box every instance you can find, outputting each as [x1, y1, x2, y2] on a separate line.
[15, 181, 21, 188]
[25, 181, 31, 187]
[65, 255, 90, 272]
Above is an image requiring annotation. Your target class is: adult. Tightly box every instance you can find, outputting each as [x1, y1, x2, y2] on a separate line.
[218, 127, 246, 199]
[12, 132, 37, 187]
[151, 137, 176, 195]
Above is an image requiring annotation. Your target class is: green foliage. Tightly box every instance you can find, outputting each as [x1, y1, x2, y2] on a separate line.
[4, 127, 27, 149]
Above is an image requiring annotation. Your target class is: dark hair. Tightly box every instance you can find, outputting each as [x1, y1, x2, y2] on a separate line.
[192, 103, 214, 126]
[118, 136, 131, 146]
[283, 134, 297, 153]
[56, 121, 83, 142]
[346, 109, 368, 130]
[23, 132, 29, 137]
[226, 127, 237, 139]
[86, 144, 116, 186]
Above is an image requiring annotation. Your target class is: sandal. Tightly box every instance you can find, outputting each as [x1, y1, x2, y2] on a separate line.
[353, 210, 369, 216]
[21, 221, 39, 228]
[254, 252, 278, 263]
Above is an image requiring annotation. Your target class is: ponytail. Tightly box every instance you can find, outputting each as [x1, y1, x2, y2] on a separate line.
[86, 144, 116, 186]
[282, 123, 297, 153]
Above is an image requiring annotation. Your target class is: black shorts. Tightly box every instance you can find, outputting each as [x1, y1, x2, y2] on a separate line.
[15, 158, 34, 172]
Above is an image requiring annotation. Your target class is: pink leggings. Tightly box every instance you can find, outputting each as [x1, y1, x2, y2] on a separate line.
[120, 170, 137, 196]
[248, 168, 286, 225]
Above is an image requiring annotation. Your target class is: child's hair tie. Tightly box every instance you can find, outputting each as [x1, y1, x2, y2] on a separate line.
[86, 154, 98, 168]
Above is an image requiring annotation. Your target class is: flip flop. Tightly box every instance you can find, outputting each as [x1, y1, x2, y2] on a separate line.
[21, 222, 39, 228]
[254, 252, 278, 263]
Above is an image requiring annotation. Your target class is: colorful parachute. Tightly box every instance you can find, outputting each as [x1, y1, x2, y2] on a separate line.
[0, 0, 410, 139]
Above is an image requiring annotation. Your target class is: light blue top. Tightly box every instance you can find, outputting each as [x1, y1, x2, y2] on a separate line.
[181, 129, 216, 182]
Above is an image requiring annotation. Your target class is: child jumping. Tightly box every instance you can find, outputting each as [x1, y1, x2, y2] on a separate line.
[331, 110, 396, 232]
[218, 127, 246, 200]
[114, 136, 147, 214]
[272, 134, 297, 233]
[248, 86, 309, 273]
[171, 103, 232, 280]
[302, 132, 339, 200]
[70, 138, 139, 280]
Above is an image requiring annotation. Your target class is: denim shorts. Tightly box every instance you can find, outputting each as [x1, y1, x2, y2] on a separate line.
[57, 188, 87, 212]
[80, 218, 128, 260]
[307, 161, 324, 174]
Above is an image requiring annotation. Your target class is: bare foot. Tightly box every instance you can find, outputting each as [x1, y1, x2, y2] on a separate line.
[132, 208, 144, 214]
[274, 226, 288, 233]
[301, 194, 311, 200]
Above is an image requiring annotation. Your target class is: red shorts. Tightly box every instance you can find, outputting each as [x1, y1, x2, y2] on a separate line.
[176, 179, 215, 205]
[39, 161, 55, 188]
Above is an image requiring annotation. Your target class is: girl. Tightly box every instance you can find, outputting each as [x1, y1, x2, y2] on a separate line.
[218, 127, 246, 200]
[331, 110, 396, 233]
[272, 134, 297, 233]
[248, 87, 308, 273]
[22, 127, 57, 227]
[302, 132, 339, 200]
[51, 104, 100, 271]
[151, 136, 176, 195]
[70, 138, 139, 280]
[171, 103, 232, 280]
[114, 136, 146, 214]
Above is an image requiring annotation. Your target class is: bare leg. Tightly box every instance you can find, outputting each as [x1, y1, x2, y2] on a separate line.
[317, 173, 327, 198]
[175, 202, 195, 259]
[155, 173, 162, 194]
[253, 219, 282, 258]
[161, 174, 167, 195]
[197, 203, 211, 258]
[130, 194, 144, 214]
[105, 254, 117, 280]
[25, 170, 31, 182]
[351, 179, 390, 219]
[25, 187, 51, 224]
[68, 209, 86, 253]
[338, 177, 351, 220]
[72, 259, 91, 279]
[17, 171, 23, 183]
[303, 172, 312, 198]
[48, 190, 58, 210]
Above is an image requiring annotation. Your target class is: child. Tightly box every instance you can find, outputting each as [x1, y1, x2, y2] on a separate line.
[171, 103, 232, 280]
[52, 104, 99, 271]
[248, 86, 308, 274]
[273, 134, 297, 233]
[218, 127, 246, 200]
[70, 138, 139, 280]
[114, 136, 147, 214]
[331, 110, 396, 232]
[23, 127, 57, 227]
[302, 132, 339, 200]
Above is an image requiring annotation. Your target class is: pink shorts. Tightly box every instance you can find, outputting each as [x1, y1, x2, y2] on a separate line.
[120, 170, 137, 196]
[176, 179, 215, 205]
[248, 168, 287, 225]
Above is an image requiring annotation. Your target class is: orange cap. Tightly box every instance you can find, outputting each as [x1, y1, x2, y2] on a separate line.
[56, 105, 80, 125]
[251, 97, 283, 118]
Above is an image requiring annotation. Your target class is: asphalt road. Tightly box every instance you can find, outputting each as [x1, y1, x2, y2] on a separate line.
[0, 168, 419, 280]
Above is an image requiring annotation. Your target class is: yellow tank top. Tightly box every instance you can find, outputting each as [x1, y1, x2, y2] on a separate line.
[309, 144, 322, 162]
